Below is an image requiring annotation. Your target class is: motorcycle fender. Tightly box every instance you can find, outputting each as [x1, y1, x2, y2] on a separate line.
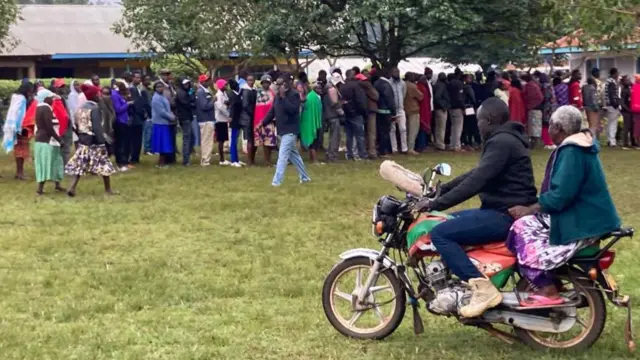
[338, 248, 398, 271]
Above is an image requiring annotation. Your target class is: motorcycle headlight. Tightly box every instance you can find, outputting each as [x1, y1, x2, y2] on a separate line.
[371, 205, 380, 236]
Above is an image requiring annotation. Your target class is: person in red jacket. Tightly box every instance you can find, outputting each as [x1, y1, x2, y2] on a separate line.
[51, 79, 72, 163]
[508, 79, 526, 125]
[569, 70, 583, 109]
[631, 74, 640, 148]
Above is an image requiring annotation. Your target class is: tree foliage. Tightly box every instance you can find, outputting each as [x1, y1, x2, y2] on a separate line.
[544, 0, 640, 51]
[0, 1, 19, 53]
[115, 0, 640, 70]
[16, 0, 89, 4]
[114, 0, 256, 71]
[150, 55, 206, 79]
[250, 0, 568, 68]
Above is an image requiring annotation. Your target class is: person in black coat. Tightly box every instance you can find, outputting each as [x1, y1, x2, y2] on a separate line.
[228, 79, 244, 167]
[241, 75, 258, 165]
[373, 68, 397, 156]
[341, 69, 369, 159]
[128, 72, 151, 164]
[175, 77, 196, 165]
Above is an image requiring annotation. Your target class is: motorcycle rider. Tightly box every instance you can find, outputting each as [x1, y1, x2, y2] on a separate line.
[417, 97, 538, 318]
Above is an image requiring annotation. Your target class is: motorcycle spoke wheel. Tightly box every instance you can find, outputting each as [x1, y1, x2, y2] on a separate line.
[329, 264, 396, 333]
[527, 280, 595, 347]
[514, 270, 607, 351]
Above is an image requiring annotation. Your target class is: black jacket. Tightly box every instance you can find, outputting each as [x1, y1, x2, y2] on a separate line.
[448, 78, 465, 109]
[373, 78, 396, 116]
[433, 80, 450, 110]
[463, 83, 476, 109]
[431, 121, 538, 213]
[262, 88, 301, 136]
[241, 88, 257, 128]
[228, 90, 243, 129]
[175, 87, 195, 122]
[341, 79, 368, 118]
[621, 85, 631, 112]
[129, 86, 151, 126]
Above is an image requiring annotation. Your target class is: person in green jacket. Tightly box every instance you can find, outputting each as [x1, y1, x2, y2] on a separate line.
[506, 105, 620, 307]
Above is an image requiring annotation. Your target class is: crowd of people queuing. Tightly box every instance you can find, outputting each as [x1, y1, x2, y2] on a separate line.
[3, 63, 640, 194]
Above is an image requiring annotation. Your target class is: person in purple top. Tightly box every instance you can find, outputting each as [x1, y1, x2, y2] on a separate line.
[553, 76, 569, 106]
[111, 81, 132, 171]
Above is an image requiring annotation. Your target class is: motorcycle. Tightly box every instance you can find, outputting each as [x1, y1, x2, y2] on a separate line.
[322, 163, 636, 352]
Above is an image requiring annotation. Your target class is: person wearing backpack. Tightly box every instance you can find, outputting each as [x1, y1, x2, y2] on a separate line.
[631, 74, 640, 149]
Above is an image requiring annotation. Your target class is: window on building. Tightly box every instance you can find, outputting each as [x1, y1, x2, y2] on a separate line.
[586, 58, 615, 78]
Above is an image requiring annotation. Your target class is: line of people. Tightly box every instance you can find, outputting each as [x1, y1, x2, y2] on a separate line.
[5, 64, 640, 194]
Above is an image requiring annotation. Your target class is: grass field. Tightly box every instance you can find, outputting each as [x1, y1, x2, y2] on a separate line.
[0, 147, 638, 360]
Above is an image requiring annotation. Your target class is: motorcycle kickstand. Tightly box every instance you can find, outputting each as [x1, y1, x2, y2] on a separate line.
[475, 324, 519, 345]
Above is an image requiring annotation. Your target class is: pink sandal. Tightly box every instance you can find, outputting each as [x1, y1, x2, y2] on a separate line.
[520, 294, 565, 307]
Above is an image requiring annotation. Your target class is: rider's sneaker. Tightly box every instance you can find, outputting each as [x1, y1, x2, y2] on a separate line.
[459, 277, 503, 318]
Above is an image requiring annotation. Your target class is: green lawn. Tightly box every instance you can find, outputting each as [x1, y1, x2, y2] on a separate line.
[0, 148, 638, 360]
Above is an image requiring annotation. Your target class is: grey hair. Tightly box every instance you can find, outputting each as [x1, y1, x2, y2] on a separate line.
[550, 105, 583, 135]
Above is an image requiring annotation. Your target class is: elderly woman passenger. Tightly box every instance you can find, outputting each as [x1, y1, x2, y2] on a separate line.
[506, 105, 620, 306]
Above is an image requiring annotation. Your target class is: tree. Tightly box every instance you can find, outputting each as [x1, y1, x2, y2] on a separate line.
[544, 0, 639, 51]
[0, 1, 19, 53]
[114, 0, 256, 72]
[16, 0, 90, 4]
[250, 0, 561, 69]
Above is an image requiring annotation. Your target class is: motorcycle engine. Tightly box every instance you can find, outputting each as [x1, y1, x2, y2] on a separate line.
[427, 286, 468, 315]
[424, 261, 449, 290]
[423, 260, 468, 315]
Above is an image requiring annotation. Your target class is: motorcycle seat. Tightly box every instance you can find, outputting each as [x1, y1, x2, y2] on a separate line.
[464, 242, 514, 257]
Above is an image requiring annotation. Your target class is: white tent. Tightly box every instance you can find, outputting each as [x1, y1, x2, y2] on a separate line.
[304, 57, 482, 79]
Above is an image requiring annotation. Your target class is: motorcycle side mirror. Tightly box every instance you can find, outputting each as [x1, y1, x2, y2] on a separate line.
[434, 163, 452, 177]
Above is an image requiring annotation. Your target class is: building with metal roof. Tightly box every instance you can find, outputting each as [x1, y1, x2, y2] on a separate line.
[0, 5, 145, 79]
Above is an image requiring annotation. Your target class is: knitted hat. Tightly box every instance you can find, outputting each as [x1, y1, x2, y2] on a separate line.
[215, 79, 227, 90]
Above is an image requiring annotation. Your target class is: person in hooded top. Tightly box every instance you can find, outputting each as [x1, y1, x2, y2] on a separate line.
[64, 84, 117, 196]
[415, 97, 538, 318]
[214, 78, 231, 166]
[507, 106, 619, 306]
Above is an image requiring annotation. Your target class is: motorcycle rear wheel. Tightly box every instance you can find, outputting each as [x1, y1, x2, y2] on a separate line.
[322, 256, 406, 340]
[513, 270, 606, 351]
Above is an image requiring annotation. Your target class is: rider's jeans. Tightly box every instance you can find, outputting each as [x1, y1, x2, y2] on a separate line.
[430, 209, 514, 281]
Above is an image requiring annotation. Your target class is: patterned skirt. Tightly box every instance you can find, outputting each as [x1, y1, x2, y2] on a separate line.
[64, 144, 116, 177]
[506, 214, 591, 287]
[255, 123, 277, 147]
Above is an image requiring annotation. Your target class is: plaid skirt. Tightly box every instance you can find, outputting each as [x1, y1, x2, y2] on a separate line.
[64, 144, 116, 177]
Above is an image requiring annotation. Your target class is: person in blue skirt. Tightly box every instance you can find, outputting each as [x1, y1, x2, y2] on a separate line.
[151, 81, 176, 168]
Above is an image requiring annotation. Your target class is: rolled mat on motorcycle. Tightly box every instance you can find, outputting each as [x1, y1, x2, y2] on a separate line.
[322, 160, 635, 352]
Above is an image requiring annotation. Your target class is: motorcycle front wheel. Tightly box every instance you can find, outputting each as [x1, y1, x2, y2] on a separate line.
[513, 269, 607, 351]
[322, 256, 406, 340]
